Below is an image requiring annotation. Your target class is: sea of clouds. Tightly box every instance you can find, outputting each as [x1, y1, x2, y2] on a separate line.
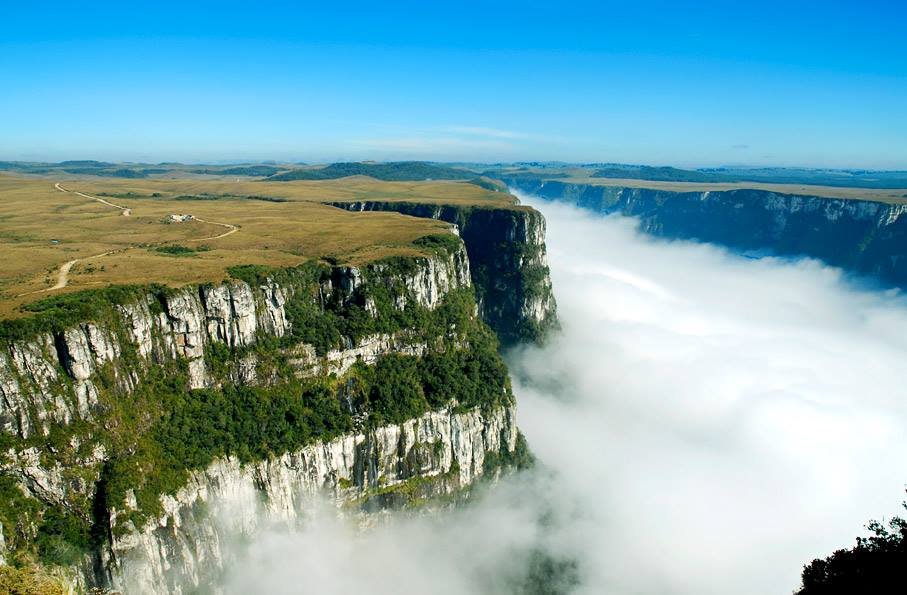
[223, 195, 907, 594]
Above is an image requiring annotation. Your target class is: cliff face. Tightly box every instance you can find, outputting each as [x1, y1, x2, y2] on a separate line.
[328, 202, 558, 345]
[0, 243, 470, 440]
[509, 179, 907, 288]
[110, 405, 517, 594]
[0, 233, 530, 592]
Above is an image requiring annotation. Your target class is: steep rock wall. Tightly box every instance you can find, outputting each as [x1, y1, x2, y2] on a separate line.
[108, 405, 517, 593]
[0, 235, 527, 593]
[327, 201, 557, 345]
[508, 179, 907, 288]
[0, 244, 470, 440]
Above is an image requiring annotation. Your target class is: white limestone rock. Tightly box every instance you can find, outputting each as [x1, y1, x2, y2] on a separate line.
[107, 404, 517, 594]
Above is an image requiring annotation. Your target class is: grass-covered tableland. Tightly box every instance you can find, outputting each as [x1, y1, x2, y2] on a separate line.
[0, 174, 516, 318]
[589, 164, 907, 189]
[489, 165, 907, 204]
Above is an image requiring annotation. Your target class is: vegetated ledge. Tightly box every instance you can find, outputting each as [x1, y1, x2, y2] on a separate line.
[0, 232, 532, 592]
[326, 200, 558, 346]
[505, 177, 907, 289]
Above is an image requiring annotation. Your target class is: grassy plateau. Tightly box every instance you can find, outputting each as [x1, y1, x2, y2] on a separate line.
[0, 173, 515, 318]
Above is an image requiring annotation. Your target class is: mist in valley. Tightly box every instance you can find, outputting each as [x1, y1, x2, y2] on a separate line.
[222, 195, 907, 594]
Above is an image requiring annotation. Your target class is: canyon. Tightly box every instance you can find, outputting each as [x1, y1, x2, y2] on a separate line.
[505, 178, 907, 289]
[0, 198, 553, 593]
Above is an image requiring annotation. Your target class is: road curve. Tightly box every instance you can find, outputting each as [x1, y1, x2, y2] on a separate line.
[18, 251, 115, 297]
[22, 183, 241, 295]
[187, 217, 239, 241]
[55, 182, 131, 216]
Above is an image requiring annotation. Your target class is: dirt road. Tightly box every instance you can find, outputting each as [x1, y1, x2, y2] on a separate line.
[22, 183, 241, 295]
[55, 182, 131, 216]
[18, 251, 114, 296]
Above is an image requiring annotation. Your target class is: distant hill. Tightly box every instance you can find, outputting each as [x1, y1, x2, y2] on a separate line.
[268, 161, 476, 182]
[58, 160, 116, 168]
[61, 167, 169, 178]
[592, 165, 737, 183]
[701, 166, 907, 189]
[193, 165, 282, 177]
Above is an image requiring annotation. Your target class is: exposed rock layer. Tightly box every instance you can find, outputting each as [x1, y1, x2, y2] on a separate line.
[508, 179, 907, 288]
[108, 405, 517, 593]
[328, 201, 557, 344]
[0, 244, 471, 439]
[0, 229, 539, 593]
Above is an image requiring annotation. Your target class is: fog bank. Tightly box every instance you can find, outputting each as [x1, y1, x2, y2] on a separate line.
[224, 196, 907, 594]
[509, 195, 907, 593]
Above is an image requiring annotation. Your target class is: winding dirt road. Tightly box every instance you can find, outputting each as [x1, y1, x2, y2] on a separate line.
[187, 217, 238, 241]
[21, 183, 241, 295]
[55, 182, 131, 216]
[18, 251, 115, 296]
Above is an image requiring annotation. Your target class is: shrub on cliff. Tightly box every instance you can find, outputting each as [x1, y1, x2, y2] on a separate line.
[0, 564, 65, 595]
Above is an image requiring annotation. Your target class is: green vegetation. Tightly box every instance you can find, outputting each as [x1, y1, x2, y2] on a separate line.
[466, 176, 507, 192]
[193, 165, 282, 177]
[0, 248, 517, 569]
[796, 498, 907, 594]
[152, 245, 210, 257]
[97, 191, 164, 199]
[483, 432, 534, 477]
[0, 564, 66, 595]
[171, 193, 287, 202]
[484, 170, 569, 181]
[492, 162, 907, 192]
[1, 173, 513, 313]
[61, 167, 167, 178]
[413, 232, 463, 255]
[350, 467, 461, 510]
[104, 372, 355, 530]
[510, 549, 581, 595]
[0, 285, 155, 342]
[268, 161, 475, 182]
[592, 165, 737, 183]
[102, 277, 509, 529]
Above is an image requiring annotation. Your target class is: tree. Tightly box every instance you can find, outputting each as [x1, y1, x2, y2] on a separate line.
[796, 494, 907, 594]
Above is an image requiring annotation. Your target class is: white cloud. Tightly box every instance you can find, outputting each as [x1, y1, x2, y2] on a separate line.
[221, 194, 907, 594]
[441, 125, 530, 139]
[343, 124, 542, 160]
[509, 194, 907, 594]
[347, 135, 515, 153]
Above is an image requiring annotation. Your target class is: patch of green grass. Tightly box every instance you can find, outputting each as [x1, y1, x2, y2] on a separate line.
[413, 233, 462, 255]
[152, 245, 210, 257]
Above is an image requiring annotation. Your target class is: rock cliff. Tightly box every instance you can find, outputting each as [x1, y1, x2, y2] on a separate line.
[506, 179, 907, 289]
[109, 405, 517, 594]
[327, 201, 558, 345]
[0, 243, 471, 439]
[0, 230, 534, 592]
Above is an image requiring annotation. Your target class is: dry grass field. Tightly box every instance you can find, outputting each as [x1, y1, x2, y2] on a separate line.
[523, 169, 907, 204]
[0, 175, 515, 318]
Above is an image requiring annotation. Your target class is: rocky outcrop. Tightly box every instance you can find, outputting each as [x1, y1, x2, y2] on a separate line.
[289, 333, 428, 378]
[0, 232, 526, 592]
[106, 405, 517, 593]
[328, 201, 557, 345]
[0, 245, 473, 439]
[507, 178, 907, 289]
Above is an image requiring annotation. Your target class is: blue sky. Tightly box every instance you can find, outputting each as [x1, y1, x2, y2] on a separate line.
[1, 1, 905, 167]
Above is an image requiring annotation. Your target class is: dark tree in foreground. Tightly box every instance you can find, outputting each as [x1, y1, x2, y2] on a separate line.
[796, 497, 907, 594]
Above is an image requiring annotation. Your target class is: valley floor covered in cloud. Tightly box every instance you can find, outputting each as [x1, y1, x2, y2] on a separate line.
[224, 196, 907, 594]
